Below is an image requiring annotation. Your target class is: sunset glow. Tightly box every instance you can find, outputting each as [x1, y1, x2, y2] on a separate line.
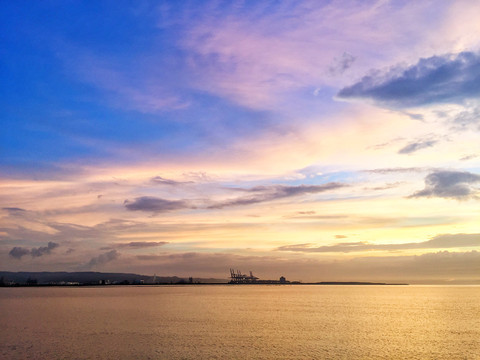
[1, 1, 479, 283]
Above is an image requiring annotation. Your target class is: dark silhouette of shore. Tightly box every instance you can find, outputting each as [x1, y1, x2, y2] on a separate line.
[0, 271, 408, 287]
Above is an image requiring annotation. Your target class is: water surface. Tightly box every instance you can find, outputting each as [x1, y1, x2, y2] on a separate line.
[1, 285, 479, 359]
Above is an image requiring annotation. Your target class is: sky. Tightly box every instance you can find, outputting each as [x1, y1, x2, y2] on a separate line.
[1, 0, 480, 284]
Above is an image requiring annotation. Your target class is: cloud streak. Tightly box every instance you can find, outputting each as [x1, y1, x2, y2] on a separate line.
[398, 140, 437, 154]
[209, 183, 346, 209]
[151, 176, 193, 186]
[277, 233, 480, 253]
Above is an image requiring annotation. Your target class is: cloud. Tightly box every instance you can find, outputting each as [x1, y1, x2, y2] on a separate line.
[367, 182, 404, 191]
[9, 247, 30, 259]
[451, 107, 480, 130]
[297, 211, 316, 215]
[328, 52, 356, 75]
[398, 139, 437, 154]
[86, 250, 119, 269]
[123, 183, 347, 213]
[2, 207, 26, 212]
[209, 183, 346, 209]
[364, 167, 426, 174]
[460, 154, 478, 161]
[277, 233, 480, 253]
[124, 196, 190, 213]
[151, 176, 192, 186]
[337, 51, 480, 108]
[409, 170, 480, 199]
[8, 242, 59, 259]
[117, 241, 168, 249]
[30, 242, 59, 257]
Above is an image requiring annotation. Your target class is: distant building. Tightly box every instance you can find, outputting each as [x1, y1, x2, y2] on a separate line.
[279, 276, 286, 284]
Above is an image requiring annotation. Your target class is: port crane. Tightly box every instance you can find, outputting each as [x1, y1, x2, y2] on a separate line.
[229, 268, 258, 284]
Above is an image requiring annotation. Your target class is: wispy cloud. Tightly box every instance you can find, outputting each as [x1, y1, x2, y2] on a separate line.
[209, 183, 346, 209]
[151, 176, 193, 186]
[460, 154, 478, 161]
[63, 51, 190, 113]
[179, 1, 446, 110]
[409, 170, 480, 199]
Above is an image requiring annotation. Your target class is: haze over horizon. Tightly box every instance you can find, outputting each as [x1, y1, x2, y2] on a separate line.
[1, 1, 479, 284]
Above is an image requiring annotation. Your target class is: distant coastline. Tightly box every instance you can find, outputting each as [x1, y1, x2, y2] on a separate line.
[0, 271, 408, 287]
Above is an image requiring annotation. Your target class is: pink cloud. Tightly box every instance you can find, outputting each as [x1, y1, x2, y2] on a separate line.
[178, 1, 451, 109]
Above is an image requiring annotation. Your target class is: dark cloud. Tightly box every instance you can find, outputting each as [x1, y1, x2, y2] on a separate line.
[2, 207, 26, 212]
[86, 250, 119, 268]
[209, 183, 346, 209]
[63, 184, 345, 216]
[398, 140, 437, 154]
[124, 196, 189, 212]
[118, 241, 168, 248]
[8, 242, 59, 259]
[337, 51, 480, 108]
[31, 241, 59, 257]
[409, 170, 480, 199]
[277, 233, 480, 253]
[9, 247, 30, 259]
[329, 52, 356, 75]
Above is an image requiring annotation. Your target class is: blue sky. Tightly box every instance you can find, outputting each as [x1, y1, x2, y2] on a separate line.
[1, 1, 480, 283]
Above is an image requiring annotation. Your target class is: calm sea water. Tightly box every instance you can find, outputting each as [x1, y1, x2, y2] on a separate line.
[1, 285, 479, 359]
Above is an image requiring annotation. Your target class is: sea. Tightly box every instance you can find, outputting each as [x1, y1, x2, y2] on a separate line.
[1, 285, 479, 359]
